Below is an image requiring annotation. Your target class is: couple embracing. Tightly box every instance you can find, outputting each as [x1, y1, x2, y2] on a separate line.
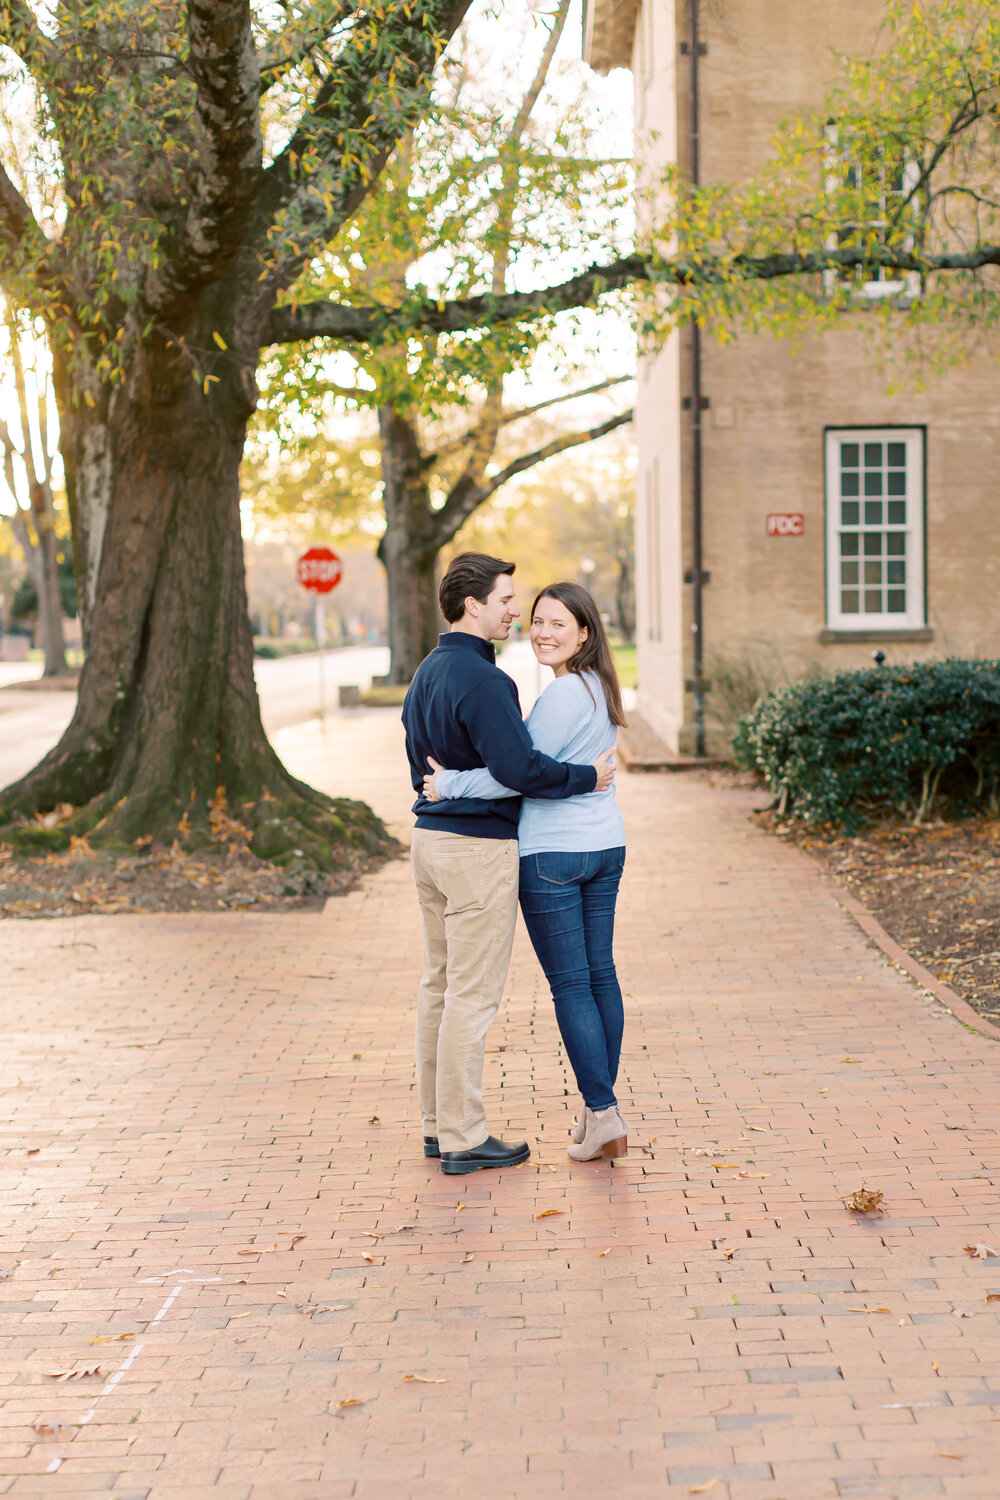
[402, 551, 629, 1176]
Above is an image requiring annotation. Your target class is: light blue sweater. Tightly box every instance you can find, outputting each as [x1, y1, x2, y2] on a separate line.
[434, 670, 626, 857]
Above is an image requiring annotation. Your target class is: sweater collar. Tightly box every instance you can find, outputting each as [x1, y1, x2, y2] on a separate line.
[436, 631, 496, 664]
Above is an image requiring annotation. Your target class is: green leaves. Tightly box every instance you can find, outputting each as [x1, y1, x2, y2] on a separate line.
[737, 658, 1000, 831]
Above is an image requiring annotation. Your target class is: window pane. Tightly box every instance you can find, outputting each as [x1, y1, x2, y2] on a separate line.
[864, 471, 883, 496]
[841, 501, 860, 525]
[864, 561, 882, 584]
[887, 500, 906, 525]
[886, 533, 905, 556]
[887, 590, 906, 613]
[864, 442, 883, 466]
[887, 471, 906, 496]
[841, 533, 859, 556]
[864, 589, 883, 612]
[841, 472, 860, 497]
[841, 590, 859, 613]
[887, 560, 905, 584]
[841, 561, 859, 584]
[887, 441, 906, 465]
[864, 501, 883, 525]
[840, 443, 859, 467]
[863, 533, 883, 555]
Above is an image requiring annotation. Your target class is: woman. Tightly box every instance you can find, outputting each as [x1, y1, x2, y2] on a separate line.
[423, 582, 629, 1161]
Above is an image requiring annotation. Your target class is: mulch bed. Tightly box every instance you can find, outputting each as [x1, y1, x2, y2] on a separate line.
[0, 839, 391, 919]
[780, 816, 1000, 1031]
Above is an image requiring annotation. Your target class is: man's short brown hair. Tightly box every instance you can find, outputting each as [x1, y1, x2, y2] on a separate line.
[438, 552, 516, 624]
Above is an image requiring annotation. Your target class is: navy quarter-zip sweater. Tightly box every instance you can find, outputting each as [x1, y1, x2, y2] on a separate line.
[402, 633, 599, 839]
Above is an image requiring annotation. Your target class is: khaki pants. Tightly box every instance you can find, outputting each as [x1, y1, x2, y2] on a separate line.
[411, 828, 519, 1153]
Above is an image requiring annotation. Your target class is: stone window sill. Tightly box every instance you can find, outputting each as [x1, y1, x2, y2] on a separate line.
[818, 627, 934, 644]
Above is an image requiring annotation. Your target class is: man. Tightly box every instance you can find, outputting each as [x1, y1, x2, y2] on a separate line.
[402, 552, 614, 1175]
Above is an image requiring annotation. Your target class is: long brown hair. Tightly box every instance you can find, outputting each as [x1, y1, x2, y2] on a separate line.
[530, 582, 628, 728]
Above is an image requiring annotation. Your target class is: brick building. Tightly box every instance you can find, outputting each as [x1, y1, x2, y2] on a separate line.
[584, 0, 1000, 753]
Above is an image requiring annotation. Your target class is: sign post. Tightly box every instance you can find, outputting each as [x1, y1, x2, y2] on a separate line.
[296, 547, 343, 730]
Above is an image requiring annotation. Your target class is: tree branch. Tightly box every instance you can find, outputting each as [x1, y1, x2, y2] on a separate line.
[258, 2, 358, 86]
[0, 159, 44, 259]
[249, 0, 472, 298]
[147, 0, 263, 311]
[428, 376, 633, 465]
[430, 408, 633, 550]
[263, 241, 1000, 348]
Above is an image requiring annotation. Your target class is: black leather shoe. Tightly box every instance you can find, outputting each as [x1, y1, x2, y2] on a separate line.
[440, 1135, 530, 1175]
[423, 1136, 440, 1158]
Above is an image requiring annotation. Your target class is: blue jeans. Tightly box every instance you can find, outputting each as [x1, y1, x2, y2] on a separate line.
[518, 847, 626, 1112]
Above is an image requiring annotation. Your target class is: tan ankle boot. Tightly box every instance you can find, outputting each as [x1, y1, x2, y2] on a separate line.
[568, 1106, 628, 1161]
[572, 1106, 628, 1144]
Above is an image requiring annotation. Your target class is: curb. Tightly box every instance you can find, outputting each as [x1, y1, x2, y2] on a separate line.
[831, 881, 1000, 1045]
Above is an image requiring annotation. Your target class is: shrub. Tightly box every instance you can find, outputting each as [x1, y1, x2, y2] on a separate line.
[735, 657, 1000, 831]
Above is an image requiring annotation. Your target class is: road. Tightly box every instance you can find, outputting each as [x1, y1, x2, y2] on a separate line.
[0, 645, 390, 792]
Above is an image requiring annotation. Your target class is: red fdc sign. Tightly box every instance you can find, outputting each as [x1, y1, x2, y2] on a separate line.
[766, 513, 804, 537]
[297, 546, 343, 593]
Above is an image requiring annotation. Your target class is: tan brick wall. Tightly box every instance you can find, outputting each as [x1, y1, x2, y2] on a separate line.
[631, 0, 1000, 754]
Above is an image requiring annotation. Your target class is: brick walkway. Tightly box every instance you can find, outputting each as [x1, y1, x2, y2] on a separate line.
[3, 716, 1000, 1499]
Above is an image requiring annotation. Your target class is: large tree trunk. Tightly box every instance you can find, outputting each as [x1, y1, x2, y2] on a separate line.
[376, 404, 442, 685]
[0, 311, 389, 864]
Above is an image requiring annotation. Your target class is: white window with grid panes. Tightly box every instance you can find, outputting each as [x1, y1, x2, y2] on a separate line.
[825, 428, 924, 630]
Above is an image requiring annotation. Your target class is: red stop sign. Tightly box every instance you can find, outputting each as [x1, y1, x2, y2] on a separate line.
[297, 546, 342, 594]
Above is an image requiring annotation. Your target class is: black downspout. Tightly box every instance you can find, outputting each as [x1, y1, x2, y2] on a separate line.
[685, 0, 707, 757]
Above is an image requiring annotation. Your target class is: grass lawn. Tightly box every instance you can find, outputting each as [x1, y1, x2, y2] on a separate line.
[612, 643, 637, 690]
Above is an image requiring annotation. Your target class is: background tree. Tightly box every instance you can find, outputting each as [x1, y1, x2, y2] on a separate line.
[0, 308, 71, 675]
[254, 0, 634, 682]
[0, 0, 472, 860]
[451, 433, 635, 639]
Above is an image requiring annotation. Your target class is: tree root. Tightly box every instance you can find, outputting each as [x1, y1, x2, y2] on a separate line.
[0, 777, 397, 872]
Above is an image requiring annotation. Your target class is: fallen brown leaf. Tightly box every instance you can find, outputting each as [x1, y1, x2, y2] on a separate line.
[86, 1332, 135, 1345]
[26, 1147, 40, 1155]
[461, 1253, 475, 1263]
[688, 1482, 718, 1495]
[598, 1248, 611, 1258]
[712, 1163, 739, 1170]
[362, 1254, 375, 1263]
[844, 1187, 885, 1214]
[403, 1374, 447, 1383]
[842, 1057, 859, 1063]
[368, 1115, 380, 1125]
[534, 1209, 565, 1220]
[723, 1248, 737, 1260]
[288, 1234, 305, 1247]
[986, 1293, 1000, 1304]
[932, 1361, 941, 1373]
[938, 1453, 965, 1460]
[47, 1366, 102, 1380]
[236, 1244, 276, 1255]
[335, 1398, 368, 1410]
[964, 1243, 999, 1259]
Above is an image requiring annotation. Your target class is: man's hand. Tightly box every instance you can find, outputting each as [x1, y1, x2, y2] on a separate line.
[592, 749, 616, 793]
[423, 755, 444, 802]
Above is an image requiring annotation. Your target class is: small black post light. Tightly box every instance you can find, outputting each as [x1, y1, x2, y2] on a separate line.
[871, 650, 886, 667]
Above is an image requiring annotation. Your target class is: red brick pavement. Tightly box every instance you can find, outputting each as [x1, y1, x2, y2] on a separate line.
[2, 720, 1000, 1499]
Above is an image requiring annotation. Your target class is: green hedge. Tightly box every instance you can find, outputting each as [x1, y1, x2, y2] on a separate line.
[734, 658, 1000, 831]
[253, 637, 319, 659]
